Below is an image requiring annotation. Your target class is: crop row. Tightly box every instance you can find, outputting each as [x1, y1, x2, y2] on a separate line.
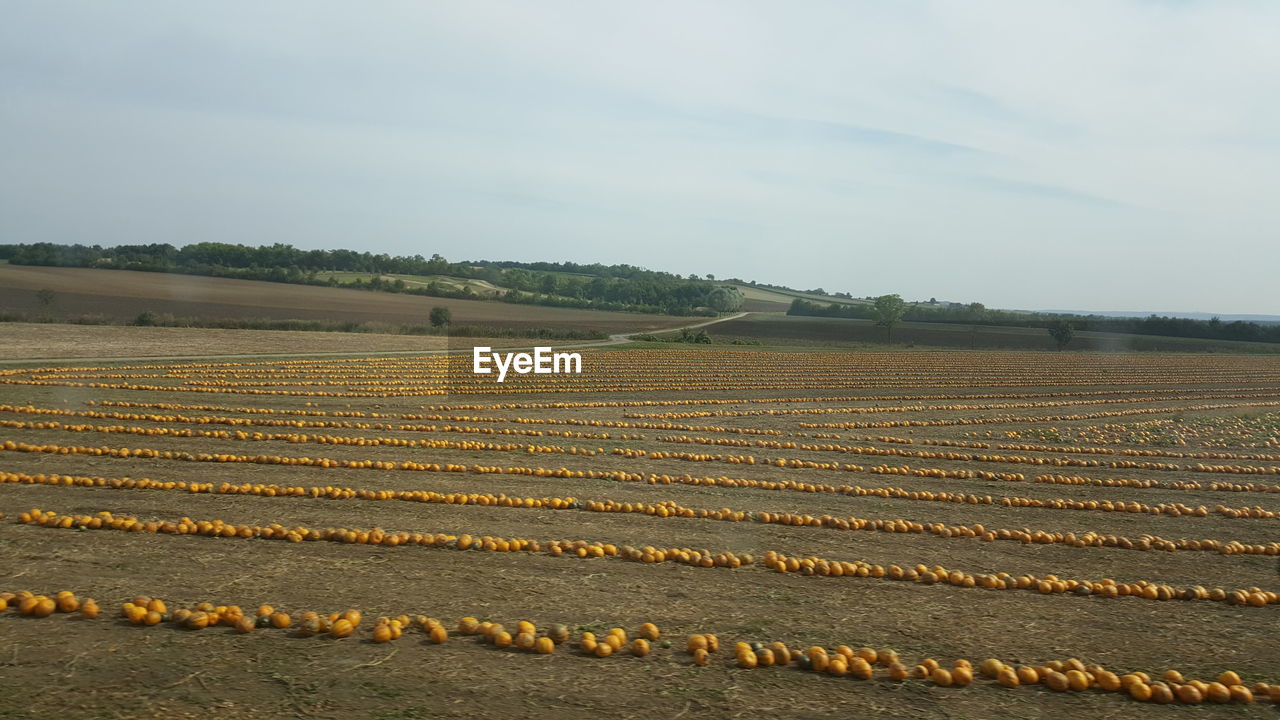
[12, 508, 1278, 608]
[4, 589, 1274, 706]
[7, 470, 1275, 557]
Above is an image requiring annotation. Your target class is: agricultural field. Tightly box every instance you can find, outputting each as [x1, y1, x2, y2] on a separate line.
[710, 313, 1280, 354]
[1, 348, 1278, 719]
[0, 265, 689, 334]
[316, 272, 509, 299]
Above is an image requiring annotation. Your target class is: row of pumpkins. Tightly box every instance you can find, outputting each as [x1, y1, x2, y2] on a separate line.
[2, 589, 1273, 705]
[6, 470, 1275, 562]
[796, 399, 1280, 431]
[13, 508, 1277, 608]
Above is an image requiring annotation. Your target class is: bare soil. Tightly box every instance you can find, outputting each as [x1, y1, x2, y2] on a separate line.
[0, 265, 692, 333]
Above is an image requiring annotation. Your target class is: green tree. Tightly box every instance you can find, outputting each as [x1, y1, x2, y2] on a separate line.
[706, 286, 744, 312]
[429, 306, 452, 328]
[872, 294, 907, 343]
[1048, 321, 1074, 350]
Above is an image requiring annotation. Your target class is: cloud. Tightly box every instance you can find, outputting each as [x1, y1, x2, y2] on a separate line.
[1, 0, 1277, 313]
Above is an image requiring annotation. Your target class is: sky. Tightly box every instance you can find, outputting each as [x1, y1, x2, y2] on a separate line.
[3, 1, 1279, 315]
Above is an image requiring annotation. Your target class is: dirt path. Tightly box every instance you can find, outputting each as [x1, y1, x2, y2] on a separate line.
[0, 312, 751, 365]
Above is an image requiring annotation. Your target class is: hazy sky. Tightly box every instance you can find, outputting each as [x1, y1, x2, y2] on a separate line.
[3, 2, 1278, 314]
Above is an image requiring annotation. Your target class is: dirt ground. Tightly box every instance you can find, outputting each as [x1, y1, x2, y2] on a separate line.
[1, 349, 1278, 719]
[0, 265, 691, 333]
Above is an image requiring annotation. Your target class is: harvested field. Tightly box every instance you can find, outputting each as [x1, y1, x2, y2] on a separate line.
[0, 265, 691, 333]
[1, 349, 1279, 719]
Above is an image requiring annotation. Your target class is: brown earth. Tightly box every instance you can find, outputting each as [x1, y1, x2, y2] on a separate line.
[0, 265, 692, 333]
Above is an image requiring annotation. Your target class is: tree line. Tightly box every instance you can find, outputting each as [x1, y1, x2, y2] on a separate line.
[0, 242, 743, 316]
[787, 297, 1280, 345]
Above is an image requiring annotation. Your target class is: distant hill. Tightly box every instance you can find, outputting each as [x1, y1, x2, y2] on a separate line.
[1039, 310, 1280, 325]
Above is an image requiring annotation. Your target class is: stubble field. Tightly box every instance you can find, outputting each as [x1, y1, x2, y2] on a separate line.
[1, 348, 1278, 719]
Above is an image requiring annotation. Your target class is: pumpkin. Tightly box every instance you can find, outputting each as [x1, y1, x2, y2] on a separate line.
[1094, 670, 1121, 692]
[548, 624, 569, 644]
[850, 658, 873, 680]
[298, 617, 322, 636]
[1150, 683, 1175, 704]
[704, 634, 719, 652]
[1218, 671, 1242, 686]
[594, 642, 613, 658]
[687, 635, 708, 653]
[1044, 671, 1070, 692]
[56, 594, 79, 613]
[330, 619, 354, 638]
[770, 643, 791, 665]
[458, 617, 480, 635]
[1016, 666, 1040, 685]
[1065, 670, 1090, 691]
[79, 599, 99, 619]
[186, 611, 210, 630]
[1175, 684, 1203, 704]
[580, 632, 598, 653]
[631, 639, 651, 657]
[888, 663, 909, 682]
[1204, 682, 1231, 703]
[493, 631, 513, 649]
[693, 648, 710, 666]
[270, 612, 291, 629]
[639, 623, 660, 640]
[952, 667, 973, 686]
[147, 599, 166, 614]
[235, 616, 255, 633]
[515, 632, 536, 651]
[32, 598, 56, 618]
[372, 624, 393, 643]
[931, 668, 953, 687]
[997, 668, 1020, 687]
[516, 620, 536, 636]
[827, 657, 848, 677]
[429, 626, 448, 644]
[1229, 686, 1254, 704]
[1164, 670, 1185, 684]
[1128, 682, 1153, 702]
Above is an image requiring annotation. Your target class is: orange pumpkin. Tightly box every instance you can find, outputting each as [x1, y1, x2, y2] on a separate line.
[79, 599, 100, 619]
[330, 619, 354, 638]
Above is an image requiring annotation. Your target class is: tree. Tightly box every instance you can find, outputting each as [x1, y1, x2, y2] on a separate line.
[872, 294, 906, 343]
[1048, 321, 1074, 350]
[429, 306, 452, 328]
[706, 286, 744, 313]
